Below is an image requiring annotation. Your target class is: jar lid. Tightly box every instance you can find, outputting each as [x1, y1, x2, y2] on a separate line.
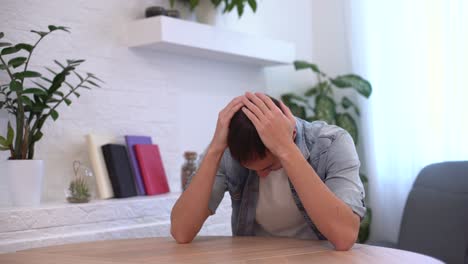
[184, 151, 197, 160]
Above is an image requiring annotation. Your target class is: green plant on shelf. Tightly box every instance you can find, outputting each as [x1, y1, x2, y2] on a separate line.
[281, 60, 373, 243]
[0, 26, 102, 160]
[169, 0, 257, 17]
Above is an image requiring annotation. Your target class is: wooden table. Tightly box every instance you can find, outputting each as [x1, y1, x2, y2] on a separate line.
[0, 236, 443, 263]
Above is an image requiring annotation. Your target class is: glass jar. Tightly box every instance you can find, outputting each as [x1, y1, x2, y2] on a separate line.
[181, 151, 198, 190]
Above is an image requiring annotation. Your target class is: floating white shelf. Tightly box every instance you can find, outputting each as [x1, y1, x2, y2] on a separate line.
[125, 16, 296, 66]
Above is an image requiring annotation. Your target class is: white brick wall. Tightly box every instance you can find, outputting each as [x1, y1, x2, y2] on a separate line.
[0, 0, 350, 251]
[0, 0, 335, 204]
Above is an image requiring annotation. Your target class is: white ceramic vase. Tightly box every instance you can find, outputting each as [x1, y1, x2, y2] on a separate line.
[6, 160, 44, 207]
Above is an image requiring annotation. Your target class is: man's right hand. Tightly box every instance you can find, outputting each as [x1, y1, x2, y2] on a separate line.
[209, 96, 244, 154]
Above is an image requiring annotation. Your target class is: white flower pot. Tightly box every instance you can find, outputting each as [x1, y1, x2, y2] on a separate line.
[6, 160, 44, 207]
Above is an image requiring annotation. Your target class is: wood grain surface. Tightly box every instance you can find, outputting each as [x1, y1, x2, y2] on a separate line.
[0, 236, 443, 264]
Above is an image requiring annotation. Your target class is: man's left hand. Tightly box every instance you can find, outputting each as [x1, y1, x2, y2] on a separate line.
[241, 92, 297, 158]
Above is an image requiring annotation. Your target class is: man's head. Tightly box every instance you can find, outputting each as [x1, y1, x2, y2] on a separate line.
[227, 96, 295, 177]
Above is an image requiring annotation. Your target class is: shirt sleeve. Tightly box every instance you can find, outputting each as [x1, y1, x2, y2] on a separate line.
[324, 131, 367, 219]
[183, 148, 227, 215]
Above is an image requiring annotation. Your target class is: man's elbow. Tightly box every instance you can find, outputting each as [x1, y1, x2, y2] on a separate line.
[170, 225, 194, 244]
[331, 227, 358, 251]
[333, 238, 355, 251]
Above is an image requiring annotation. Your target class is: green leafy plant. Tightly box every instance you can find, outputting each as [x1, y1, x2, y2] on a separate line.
[0, 26, 102, 160]
[281, 60, 373, 243]
[169, 0, 257, 17]
[67, 176, 91, 203]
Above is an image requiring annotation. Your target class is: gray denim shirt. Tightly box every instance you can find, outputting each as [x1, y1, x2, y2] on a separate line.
[184, 118, 366, 240]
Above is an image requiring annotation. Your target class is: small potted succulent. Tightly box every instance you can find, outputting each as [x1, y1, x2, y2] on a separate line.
[66, 161, 92, 203]
[0, 26, 101, 206]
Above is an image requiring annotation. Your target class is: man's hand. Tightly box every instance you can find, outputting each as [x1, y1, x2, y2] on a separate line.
[209, 96, 244, 154]
[241, 92, 297, 158]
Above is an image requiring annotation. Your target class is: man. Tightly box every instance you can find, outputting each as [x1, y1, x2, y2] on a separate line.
[171, 92, 366, 251]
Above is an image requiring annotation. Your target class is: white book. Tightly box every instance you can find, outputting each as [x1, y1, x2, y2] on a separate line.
[85, 134, 119, 199]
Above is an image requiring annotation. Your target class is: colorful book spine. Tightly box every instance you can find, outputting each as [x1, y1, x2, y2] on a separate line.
[134, 144, 170, 195]
[124, 135, 153, 196]
[102, 144, 138, 198]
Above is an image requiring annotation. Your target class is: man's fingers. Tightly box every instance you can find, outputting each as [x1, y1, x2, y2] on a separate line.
[280, 100, 296, 122]
[242, 95, 264, 120]
[224, 96, 243, 111]
[255, 93, 280, 113]
[225, 102, 244, 120]
[242, 107, 261, 128]
[245, 92, 269, 114]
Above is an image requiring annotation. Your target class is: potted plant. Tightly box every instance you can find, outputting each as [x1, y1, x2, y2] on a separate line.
[281, 60, 373, 243]
[169, 0, 257, 24]
[0, 26, 101, 206]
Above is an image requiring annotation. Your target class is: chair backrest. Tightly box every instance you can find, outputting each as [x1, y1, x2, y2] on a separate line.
[398, 161, 468, 264]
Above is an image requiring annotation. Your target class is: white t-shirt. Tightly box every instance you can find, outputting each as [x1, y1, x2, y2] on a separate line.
[254, 168, 317, 239]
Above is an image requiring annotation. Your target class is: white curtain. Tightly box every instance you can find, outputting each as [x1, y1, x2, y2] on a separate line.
[345, 0, 468, 243]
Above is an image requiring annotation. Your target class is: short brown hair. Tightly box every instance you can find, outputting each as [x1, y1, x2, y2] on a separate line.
[228, 96, 282, 164]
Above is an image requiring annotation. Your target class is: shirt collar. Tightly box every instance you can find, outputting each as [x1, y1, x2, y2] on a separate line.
[293, 117, 311, 161]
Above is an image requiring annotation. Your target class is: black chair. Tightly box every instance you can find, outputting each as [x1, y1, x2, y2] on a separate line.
[372, 161, 468, 264]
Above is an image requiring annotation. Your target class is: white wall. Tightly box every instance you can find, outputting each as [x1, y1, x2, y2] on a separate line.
[0, 0, 350, 204]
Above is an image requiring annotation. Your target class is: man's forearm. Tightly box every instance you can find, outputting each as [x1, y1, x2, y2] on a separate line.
[278, 143, 360, 251]
[170, 146, 224, 243]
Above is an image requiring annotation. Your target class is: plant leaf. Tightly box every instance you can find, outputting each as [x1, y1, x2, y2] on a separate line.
[86, 80, 100, 87]
[40, 77, 53, 83]
[189, 0, 199, 10]
[336, 113, 358, 145]
[50, 109, 59, 121]
[87, 73, 104, 83]
[341, 96, 353, 109]
[7, 121, 14, 144]
[294, 60, 321, 74]
[236, 1, 244, 17]
[64, 98, 72, 106]
[73, 91, 80, 98]
[14, 71, 42, 79]
[341, 96, 361, 116]
[0, 32, 4, 39]
[23, 88, 47, 95]
[304, 87, 318, 97]
[331, 74, 372, 98]
[32, 131, 43, 143]
[315, 95, 336, 124]
[247, 0, 257, 12]
[8, 57, 27, 68]
[15, 43, 34, 53]
[211, 0, 222, 7]
[281, 94, 306, 119]
[73, 71, 84, 82]
[281, 93, 307, 103]
[54, 60, 66, 69]
[45, 67, 57, 75]
[10, 80, 22, 91]
[1, 46, 20, 55]
[31, 30, 48, 37]
[67, 59, 85, 66]
[360, 173, 368, 184]
[32, 81, 48, 90]
[21, 95, 33, 106]
[0, 136, 7, 147]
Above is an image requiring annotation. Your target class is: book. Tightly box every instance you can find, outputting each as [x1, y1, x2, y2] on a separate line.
[85, 134, 116, 199]
[134, 144, 170, 195]
[124, 135, 153, 196]
[102, 144, 138, 198]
